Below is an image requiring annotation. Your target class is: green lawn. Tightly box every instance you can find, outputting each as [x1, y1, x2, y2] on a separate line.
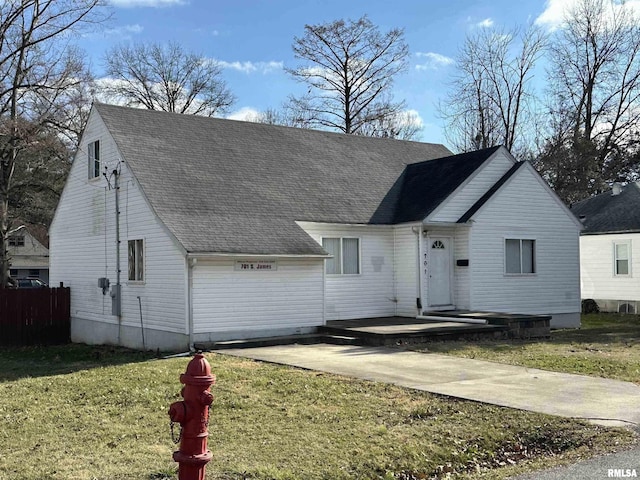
[0, 342, 636, 479]
[408, 313, 640, 384]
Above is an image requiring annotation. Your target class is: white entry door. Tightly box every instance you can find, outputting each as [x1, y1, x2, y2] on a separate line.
[427, 237, 452, 306]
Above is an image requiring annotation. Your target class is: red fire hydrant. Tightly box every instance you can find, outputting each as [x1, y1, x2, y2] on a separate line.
[168, 353, 216, 480]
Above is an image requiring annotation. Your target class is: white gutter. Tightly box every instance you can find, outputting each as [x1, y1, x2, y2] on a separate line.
[186, 252, 330, 259]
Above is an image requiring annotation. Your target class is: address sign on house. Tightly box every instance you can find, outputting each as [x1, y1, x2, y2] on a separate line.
[235, 260, 277, 271]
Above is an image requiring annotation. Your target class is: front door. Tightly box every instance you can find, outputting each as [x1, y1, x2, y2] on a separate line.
[427, 237, 452, 306]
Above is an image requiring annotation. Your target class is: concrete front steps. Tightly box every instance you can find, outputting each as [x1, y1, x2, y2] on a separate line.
[318, 317, 509, 347]
[204, 312, 551, 350]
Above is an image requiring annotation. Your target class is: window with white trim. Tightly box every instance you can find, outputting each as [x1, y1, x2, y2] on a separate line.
[88, 140, 100, 179]
[614, 241, 631, 276]
[505, 239, 535, 274]
[128, 239, 144, 281]
[322, 237, 360, 275]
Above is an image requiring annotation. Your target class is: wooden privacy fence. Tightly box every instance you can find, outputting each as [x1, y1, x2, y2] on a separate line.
[0, 287, 71, 345]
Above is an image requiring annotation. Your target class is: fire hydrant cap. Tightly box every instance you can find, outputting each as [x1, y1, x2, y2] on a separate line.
[180, 353, 216, 386]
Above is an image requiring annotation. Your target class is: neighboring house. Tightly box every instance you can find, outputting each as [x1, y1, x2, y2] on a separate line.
[8, 223, 50, 284]
[571, 182, 640, 313]
[50, 103, 582, 351]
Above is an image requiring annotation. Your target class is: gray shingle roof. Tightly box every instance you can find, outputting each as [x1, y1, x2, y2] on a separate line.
[571, 183, 640, 234]
[95, 103, 462, 254]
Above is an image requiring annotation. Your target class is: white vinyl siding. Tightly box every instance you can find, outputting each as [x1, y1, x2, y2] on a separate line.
[453, 227, 471, 309]
[50, 111, 187, 346]
[299, 223, 396, 320]
[581, 234, 640, 302]
[614, 241, 631, 276]
[192, 258, 324, 336]
[428, 149, 514, 222]
[468, 165, 581, 320]
[393, 225, 420, 316]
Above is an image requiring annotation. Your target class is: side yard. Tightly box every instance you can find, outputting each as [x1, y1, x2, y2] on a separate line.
[0, 343, 636, 480]
[408, 313, 640, 385]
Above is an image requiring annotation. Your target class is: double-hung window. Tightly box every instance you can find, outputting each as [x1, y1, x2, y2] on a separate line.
[322, 237, 360, 275]
[614, 241, 631, 276]
[128, 239, 144, 282]
[505, 238, 535, 274]
[88, 140, 100, 179]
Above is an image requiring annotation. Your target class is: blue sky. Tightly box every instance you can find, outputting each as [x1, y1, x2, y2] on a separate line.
[84, 0, 576, 147]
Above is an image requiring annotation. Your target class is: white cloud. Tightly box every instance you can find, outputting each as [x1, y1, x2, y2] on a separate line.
[226, 107, 262, 122]
[536, 0, 640, 29]
[400, 109, 424, 129]
[415, 52, 454, 71]
[477, 18, 494, 28]
[104, 24, 144, 37]
[109, 0, 186, 7]
[535, 0, 574, 28]
[218, 60, 283, 74]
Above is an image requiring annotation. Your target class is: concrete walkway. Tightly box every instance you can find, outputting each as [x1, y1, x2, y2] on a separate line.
[222, 343, 640, 428]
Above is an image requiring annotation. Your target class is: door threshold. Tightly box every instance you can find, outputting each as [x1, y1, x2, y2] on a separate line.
[425, 305, 456, 312]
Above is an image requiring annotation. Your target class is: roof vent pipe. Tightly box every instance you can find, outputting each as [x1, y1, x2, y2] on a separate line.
[612, 182, 622, 196]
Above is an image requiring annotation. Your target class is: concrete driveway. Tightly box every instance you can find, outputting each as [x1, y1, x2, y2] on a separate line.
[222, 343, 640, 428]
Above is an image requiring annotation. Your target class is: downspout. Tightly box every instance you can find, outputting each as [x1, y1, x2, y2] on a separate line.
[322, 256, 326, 326]
[412, 225, 422, 315]
[187, 257, 196, 351]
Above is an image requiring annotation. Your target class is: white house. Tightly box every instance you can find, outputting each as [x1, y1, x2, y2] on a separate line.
[50, 104, 582, 351]
[571, 182, 640, 313]
[8, 223, 50, 284]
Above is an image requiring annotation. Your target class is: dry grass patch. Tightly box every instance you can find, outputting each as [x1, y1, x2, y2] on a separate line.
[408, 313, 640, 384]
[0, 344, 635, 480]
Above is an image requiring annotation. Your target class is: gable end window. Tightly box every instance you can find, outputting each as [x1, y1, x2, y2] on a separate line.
[128, 239, 144, 282]
[614, 241, 631, 276]
[8, 235, 25, 247]
[88, 140, 100, 179]
[505, 239, 535, 274]
[322, 237, 360, 275]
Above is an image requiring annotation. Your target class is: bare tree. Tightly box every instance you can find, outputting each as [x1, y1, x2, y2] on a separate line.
[439, 25, 546, 154]
[356, 109, 423, 140]
[102, 41, 235, 116]
[0, 0, 109, 287]
[287, 15, 409, 135]
[6, 125, 71, 227]
[249, 106, 315, 129]
[537, 0, 640, 202]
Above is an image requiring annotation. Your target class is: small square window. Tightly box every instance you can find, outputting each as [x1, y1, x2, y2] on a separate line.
[322, 237, 360, 275]
[505, 239, 536, 274]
